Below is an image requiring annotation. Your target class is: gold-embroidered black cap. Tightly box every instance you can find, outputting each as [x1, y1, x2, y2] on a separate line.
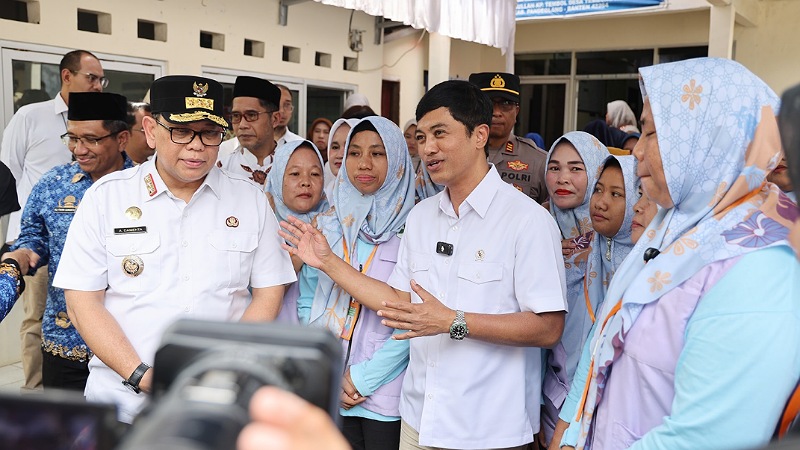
[150, 75, 229, 128]
[468, 72, 521, 103]
[68, 92, 128, 121]
[233, 76, 281, 109]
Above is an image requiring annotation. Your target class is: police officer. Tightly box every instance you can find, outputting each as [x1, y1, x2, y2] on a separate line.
[469, 72, 549, 204]
[53, 76, 295, 423]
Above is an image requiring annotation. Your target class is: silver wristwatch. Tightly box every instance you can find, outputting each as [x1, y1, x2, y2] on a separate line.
[449, 310, 469, 340]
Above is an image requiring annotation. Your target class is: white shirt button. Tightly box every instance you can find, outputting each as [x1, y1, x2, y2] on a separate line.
[427, 394, 433, 400]
[452, 225, 458, 231]
[184, 306, 190, 312]
[183, 275, 189, 281]
[232, 242, 237, 248]
[429, 361, 435, 367]
[182, 241, 188, 247]
[444, 259, 449, 265]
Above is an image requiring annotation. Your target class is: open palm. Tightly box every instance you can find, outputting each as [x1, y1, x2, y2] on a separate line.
[279, 216, 332, 269]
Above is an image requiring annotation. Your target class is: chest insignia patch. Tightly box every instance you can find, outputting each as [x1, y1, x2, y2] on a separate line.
[226, 216, 240, 228]
[122, 255, 144, 277]
[125, 206, 142, 221]
[507, 160, 529, 171]
[54, 195, 79, 213]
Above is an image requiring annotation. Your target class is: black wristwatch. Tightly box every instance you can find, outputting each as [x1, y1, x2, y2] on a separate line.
[122, 362, 151, 394]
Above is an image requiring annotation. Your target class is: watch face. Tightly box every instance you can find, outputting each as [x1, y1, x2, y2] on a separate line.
[450, 323, 468, 340]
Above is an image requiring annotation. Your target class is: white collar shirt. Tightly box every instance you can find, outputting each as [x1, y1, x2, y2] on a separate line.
[276, 128, 303, 148]
[217, 145, 274, 190]
[387, 165, 567, 449]
[53, 158, 296, 422]
[1, 94, 71, 240]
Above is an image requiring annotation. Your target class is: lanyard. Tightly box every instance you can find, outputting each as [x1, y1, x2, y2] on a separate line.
[583, 270, 597, 325]
[575, 299, 622, 421]
[340, 239, 379, 341]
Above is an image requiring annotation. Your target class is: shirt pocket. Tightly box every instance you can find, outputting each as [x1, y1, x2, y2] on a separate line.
[407, 250, 430, 297]
[208, 229, 258, 289]
[106, 233, 161, 293]
[456, 262, 504, 312]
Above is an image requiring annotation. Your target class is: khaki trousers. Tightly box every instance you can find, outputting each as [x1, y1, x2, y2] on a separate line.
[19, 267, 47, 392]
[400, 420, 533, 450]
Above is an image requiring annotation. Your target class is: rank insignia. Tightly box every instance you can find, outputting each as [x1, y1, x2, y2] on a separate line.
[507, 160, 529, 171]
[513, 184, 523, 192]
[54, 195, 79, 213]
[70, 173, 85, 183]
[122, 255, 144, 277]
[226, 216, 239, 228]
[125, 206, 142, 221]
[505, 141, 514, 153]
[144, 173, 157, 197]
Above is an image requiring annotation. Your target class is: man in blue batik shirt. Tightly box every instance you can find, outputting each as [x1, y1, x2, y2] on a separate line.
[5, 92, 133, 391]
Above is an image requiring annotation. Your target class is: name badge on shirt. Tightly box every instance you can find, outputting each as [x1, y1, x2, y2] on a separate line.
[114, 226, 147, 235]
[341, 297, 361, 341]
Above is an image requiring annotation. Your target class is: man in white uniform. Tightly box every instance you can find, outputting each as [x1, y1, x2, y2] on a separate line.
[282, 80, 567, 449]
[1, 49, 106, 392]
[217, 76, 281, 187]
[274, 84, 303, 148]
[54, 75, 296, 423]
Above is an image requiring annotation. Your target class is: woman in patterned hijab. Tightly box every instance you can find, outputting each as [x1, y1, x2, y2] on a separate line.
[295, 115, 415, 448]
[559, 58, 800, 450]
[541, 131, 610, 443]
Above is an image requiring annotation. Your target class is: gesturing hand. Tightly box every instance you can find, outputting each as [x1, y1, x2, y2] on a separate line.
[279, 216, 332, 269]
[378, 280, 454, 340]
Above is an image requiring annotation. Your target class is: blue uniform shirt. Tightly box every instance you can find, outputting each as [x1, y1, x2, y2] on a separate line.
[12, 157, 133, 362]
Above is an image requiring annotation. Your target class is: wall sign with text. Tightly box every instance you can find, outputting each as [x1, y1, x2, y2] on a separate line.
[516, 0, 665, 19]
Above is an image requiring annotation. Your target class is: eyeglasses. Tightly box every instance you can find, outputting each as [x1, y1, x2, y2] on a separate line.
[155, 120, 224, 146]
[61, 131, 121, 149]
[492, 99, 519, 112]
[281, 103, 294, 112]
[71, 71, 109, 88]
[230, 110, 275, 124]
[131, 128, 145, 133]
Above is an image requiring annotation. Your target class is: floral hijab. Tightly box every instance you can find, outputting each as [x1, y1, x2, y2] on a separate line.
[415, 163, 443, 201]
[573, 58, 796, 448]
[310, 116, 416, 334]
[547, 131, 610, 239]
[265, 140, 329, 225]
[552, 154, 638, 388]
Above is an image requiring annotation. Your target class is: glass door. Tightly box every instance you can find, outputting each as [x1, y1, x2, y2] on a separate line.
[1, 46, 164, 130]
[518, 81, 568, 150]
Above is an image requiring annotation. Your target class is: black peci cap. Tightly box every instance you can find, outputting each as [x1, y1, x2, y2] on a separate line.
[468, 72, 521, 103]
[149, 75, 229, 128]
[232, 76, 281, 109]
[68, 92, 128, 121]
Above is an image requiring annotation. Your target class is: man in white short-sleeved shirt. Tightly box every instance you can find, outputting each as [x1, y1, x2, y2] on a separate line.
[217, 76, 282, 189]
[54, 75, 295, 423]
[282, 80, 567, 449]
